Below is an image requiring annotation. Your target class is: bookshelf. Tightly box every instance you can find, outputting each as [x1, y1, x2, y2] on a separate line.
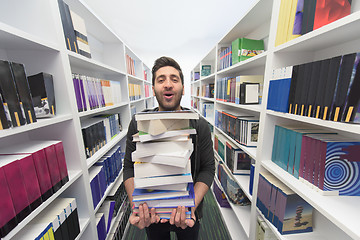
[191, 0, 360, 239]
[0, 0, 153, 239]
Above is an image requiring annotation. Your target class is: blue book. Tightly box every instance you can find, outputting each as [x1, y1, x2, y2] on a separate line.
[133, 183, 193, 202]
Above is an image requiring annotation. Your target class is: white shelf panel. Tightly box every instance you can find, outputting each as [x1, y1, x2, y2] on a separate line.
[199, 73, 216, 81]
[262, 160, 360, 240]
[68, 51, 126, 77]
[266, 110, 360, 135]
[0, 114, 73, 139]
[86, 129, 127, 168]
[275, 11, 360, 54]
[210, 188, 247, 240]
[75, 218, 91, 240]
[201, 97, 215, 102]
[78, 102, 128, 118]
[217, 52, 267, 76]
[216, 101, 262, 113]
[2, 170, 82, 240]
[0, 22, 59, 51]
[128, 74, 146, 82]
[215, 126, 257, 159]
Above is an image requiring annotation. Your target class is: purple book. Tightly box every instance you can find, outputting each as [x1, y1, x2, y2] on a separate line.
[73, 75, 83, 112]
[293, 0, 304, 35]
[79, 77, 87, 111]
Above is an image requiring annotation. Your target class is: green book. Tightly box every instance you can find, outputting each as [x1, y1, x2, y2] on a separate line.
[232, 38, 265, 64]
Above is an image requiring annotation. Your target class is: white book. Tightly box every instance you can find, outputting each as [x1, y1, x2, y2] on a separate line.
[135, 110, 199, 121]
[132, 133, 190, 142]
[140, 183, 188, 191]
[133, 148, 193, 168]
[134, 128, 195, 142]
[134, 160, 191, 178]
[137, 119, 190, 136]
[134, 173, 193, 189]
[134, 139, 193, 158]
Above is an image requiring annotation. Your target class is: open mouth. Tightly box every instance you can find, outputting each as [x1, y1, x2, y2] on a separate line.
[164, 93, 174, 100]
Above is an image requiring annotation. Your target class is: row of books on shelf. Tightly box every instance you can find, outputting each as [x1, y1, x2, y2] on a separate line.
[276, 0, 352, 46]
[216, 75, 263, 104]
[143, 70, 148, 81]
[58, 0, 91, 58]
[0, 60, 56, 130]
[257, 171, 313, 235]
[131, 111, 199, 217]
[128, 83, 141, 101]
[193, 71, 200, 81]
[96, 181, 128, 240]
[13, 198, 81, 240]
[218, 38, 265, 71]
[196, 83, 214, 98]
[267, 52, 360, 124]
[216, 162, 250, 205]
[89, 144, 124, 209]
[215, 110, 259, 147]
[72, 73, 122, 112]
[81, 113, 122, 159]
[126, 55, 136, 76]
[272, 124, 360, 196]
[213, 179, 231, 208]
[191, 98, 199, 111]
[0, 140, 69, 238]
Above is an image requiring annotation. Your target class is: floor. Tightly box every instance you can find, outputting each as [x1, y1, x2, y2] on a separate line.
[123, 190, 232, 240]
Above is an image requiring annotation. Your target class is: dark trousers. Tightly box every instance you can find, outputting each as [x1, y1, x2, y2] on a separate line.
[145, 220, 200, 240]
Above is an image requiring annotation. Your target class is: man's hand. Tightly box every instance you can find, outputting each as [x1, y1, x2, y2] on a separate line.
[161, 206, 196, 229]
[129, 203, 160, 229]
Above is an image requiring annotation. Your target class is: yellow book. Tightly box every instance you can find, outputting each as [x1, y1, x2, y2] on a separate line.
[287, 0, 301, 42]
[275, 0, 286, 47]
[282, 0, 291, 45]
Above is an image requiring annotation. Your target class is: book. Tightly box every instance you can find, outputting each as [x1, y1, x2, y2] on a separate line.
[0, 60, 26, 127]
[70, 10, 91, 58]
[134, 173, 193, 189]
[140, 183, 189, 191]
[313, 59, 331, 118]
[96, 213, 106, 240]
[10, 62, 37, 124]
[201, 65, 211, 76]
[0, 92, 12, 130]
[343, 53, 360, 123]
[132, 183, 194, 202]
[27, 72, 56, 118]
[133, 182, 195, 208]
[232, 38, 264, 65]
[57, 0, 78, 53]
[225, 141, 251, 175]
[313, 0, 352, 31]
[134, 160, 191, 179]
[135, 110, 199, 121]
[239, 82, 259, 104]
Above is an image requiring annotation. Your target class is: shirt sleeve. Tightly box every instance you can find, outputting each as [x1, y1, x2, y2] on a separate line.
[195, 117, 215, 188]
[123, 116, 137, 182]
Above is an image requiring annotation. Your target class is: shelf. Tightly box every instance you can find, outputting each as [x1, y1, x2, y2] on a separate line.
[0, 114, 73, 139]
[78, 102, 129, 118]
[68, 51, 126, 77]
[216, 101, 262, 113]
[2, 170, 82, 240]
[199, 73, 216, 81]
[128, 74, 146, 82]
[75, 218, 91, 240]
[87, 130, 127, 168]
[266, 110, 360, 135]
[105, 199, 128, 240]
[215, 126, 257, 159]
[214, 177, 251, 238]
[262, 160, 360, 240]
[201, 97, 215, 102]
[274, 11, 360, 55]
[210, 187, 247, 240]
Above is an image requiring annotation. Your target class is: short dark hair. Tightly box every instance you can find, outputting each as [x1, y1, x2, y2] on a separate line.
[152, 56, 184, 85]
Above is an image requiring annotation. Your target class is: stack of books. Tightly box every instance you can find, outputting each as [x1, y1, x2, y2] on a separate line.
[131, 110, 199, 219]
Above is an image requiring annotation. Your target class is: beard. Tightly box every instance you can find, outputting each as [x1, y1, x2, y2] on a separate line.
[154, 89, 182, 111]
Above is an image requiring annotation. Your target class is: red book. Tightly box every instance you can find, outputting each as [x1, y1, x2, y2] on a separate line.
[43, 144, 62, 192]
[0, 156, 31, 223]
[52, 141, 69, 185]
[313, 0, 351, 30]
[0, 167, 18, 238]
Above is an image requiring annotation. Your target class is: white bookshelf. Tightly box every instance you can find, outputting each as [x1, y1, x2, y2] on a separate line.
[0, 0, 153, 239]
[191, 0, 360, 239]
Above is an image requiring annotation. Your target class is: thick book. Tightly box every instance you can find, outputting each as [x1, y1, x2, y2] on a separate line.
[96, 213, 106, 240]
[70, 10, 91, 58]
[135, 110, 199, 121]
[330, 53, 356, 121]
[305, 60, 321, 117]
[89, 166, 103, 209]
[72, 74, 83, 112]
[133, 182, 195, 208]
[0, 167, 18, 238]
[0, 155, 31, 223]
[134, 159, 191, 178]
[313, 0, 352, 30]
[136, 118, 192, 137]
[0, 93, 12, 130]
[225, 141, 251, 175]
[134, 129, 194, 142]
[27, 72, 56, 118]
[342, 53, 360, 123]
[298, 62, 313, 116]
[313, 58, 331, 118]
[0, 60, 26, 127]
[134, 173, 193, 189]
[239, 82, 259, 104]
[133, 183, 193, 202]
[231, 38, 264, 64]
[140, 183, 188, 191]
[133, 139, 193, 158]
[57, 0, 78, 53]
[10, 62, 37, 124]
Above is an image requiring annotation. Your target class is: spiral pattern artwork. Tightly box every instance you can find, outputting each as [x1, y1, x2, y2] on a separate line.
[324, 142, 360, 195]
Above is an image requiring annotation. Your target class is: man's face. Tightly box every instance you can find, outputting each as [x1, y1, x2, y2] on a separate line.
[153, 66, 184, 111]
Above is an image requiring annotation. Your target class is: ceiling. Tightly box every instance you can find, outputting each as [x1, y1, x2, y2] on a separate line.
[82, 0, 256, 107]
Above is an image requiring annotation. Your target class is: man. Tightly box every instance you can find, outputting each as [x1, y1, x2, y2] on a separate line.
[123, 56, 215, 240]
